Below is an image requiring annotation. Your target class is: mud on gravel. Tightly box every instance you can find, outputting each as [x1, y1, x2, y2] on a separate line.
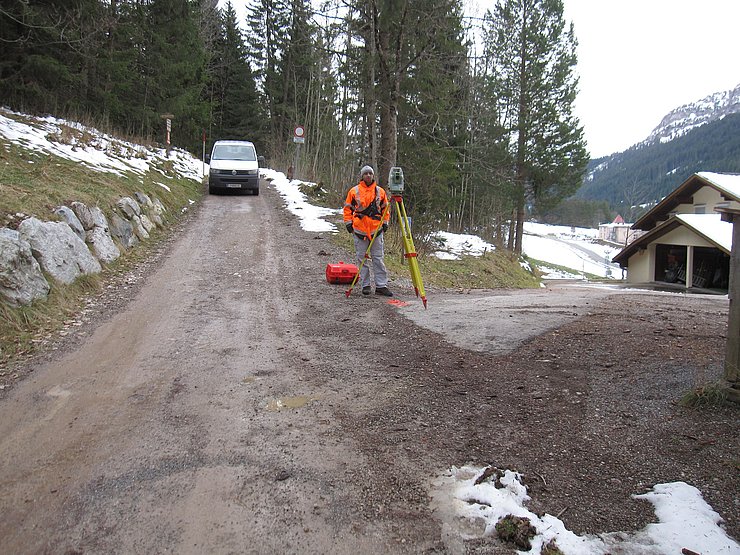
[354, 289, 739, 550]
[0, 182, 737, 554]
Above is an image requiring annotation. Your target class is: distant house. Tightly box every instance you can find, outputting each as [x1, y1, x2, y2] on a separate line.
[598, 214, 644, 246]
[612, 172, 740, 291]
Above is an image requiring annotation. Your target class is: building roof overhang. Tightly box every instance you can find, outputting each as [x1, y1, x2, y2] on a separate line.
[632, 172, 740, 232]
[717, 207, 740, 223]
[612, 213, 732, 267]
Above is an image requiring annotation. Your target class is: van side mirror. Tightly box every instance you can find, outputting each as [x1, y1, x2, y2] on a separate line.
[205, 154, 210, 163]
[258, 155, 266, 168]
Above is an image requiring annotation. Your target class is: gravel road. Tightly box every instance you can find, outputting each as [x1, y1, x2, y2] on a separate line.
[0, 182, 737, 554]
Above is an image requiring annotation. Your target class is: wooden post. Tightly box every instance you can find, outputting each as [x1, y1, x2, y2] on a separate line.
[160, 113, 174, 158]
[686, 245, 694, 289]
[718, 208, 740, 403]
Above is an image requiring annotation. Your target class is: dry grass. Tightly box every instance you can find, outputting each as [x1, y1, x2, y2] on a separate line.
[329, 217, 542, 290]
[680, 381, 731, 408]
[0, 273, 101, 363]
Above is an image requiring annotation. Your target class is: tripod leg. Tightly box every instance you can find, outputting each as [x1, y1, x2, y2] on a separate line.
[345, 237, 369, 297]
[345, 201, 392, 297]
[394, 199, 427, 308]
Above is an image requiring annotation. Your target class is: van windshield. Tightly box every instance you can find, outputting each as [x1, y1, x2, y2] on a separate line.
[212, 144, 256, 161]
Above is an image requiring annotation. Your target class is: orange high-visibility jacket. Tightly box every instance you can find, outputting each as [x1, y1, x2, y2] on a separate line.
[343, 181, 390, 240]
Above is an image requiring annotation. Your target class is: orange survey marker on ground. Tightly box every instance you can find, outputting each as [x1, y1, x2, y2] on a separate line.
[326, 262, 358, 284]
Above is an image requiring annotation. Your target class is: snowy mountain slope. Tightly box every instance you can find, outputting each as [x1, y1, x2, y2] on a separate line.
[577, 84, 740, 206]
[645, 83, 740, 145]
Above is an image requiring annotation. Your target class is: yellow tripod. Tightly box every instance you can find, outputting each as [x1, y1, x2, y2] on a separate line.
[392, 194, 427, 308]
[345, 167, 427, 308]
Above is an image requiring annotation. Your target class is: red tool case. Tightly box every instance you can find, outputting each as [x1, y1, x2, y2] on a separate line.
[326, 261, 358, 284]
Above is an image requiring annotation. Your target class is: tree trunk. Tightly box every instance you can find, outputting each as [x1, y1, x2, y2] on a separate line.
[378, 78, 399, 188]
[366, 7, 377, 171]
[513, 0, 529, 255]
[507, 210, 516, 251]
[374, 1, 402, 187]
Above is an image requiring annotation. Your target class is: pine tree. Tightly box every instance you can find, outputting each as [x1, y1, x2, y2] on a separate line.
[354, 0, 471, 194]
[246, 0, 290, 159]
[100, 0, 150, 134]
[143, 0, 209, 151]
[294, 1, 347, 184]
[0, 0, 109, 117]
[482, 0, 588, 253]
[278, 0, 315, 126]
[212, 2, 265, 147]
[464, 52, 517, 243]
[395, 0, 470, 226]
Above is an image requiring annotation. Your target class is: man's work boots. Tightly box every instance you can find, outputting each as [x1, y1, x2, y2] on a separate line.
[375, 286, 393, 297]
[362, 286, 371, 295]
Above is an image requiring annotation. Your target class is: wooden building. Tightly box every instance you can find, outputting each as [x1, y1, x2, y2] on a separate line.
[613, 172, 740, 292]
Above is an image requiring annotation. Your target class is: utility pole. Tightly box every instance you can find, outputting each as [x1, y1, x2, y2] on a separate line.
[717, 207, 740, 403]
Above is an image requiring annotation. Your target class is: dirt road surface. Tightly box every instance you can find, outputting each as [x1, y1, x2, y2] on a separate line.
[1, 183, 737, 554]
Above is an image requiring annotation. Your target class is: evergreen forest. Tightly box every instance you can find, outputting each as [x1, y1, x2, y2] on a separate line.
[0, 0, 589, 251]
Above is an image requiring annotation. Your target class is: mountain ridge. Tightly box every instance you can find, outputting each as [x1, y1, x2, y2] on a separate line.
[575, 83, 740, 211]
[645, 83, 740, 146]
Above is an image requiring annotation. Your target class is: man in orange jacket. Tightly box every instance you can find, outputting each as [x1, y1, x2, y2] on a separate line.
[343, 165, 393, 296]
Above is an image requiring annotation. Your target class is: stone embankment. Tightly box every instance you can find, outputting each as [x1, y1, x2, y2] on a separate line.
[0, 192, 167, 306]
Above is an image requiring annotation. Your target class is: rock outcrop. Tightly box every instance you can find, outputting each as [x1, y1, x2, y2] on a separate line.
[0, 228, 50, 306]
[86, 206, 120, 263]
[1, 192, 170, 306]
[18, 217, 102, 284]
[109, 213, 137, 249]
[54, 206, 85, 241]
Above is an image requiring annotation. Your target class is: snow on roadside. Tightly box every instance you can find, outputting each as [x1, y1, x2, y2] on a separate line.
[0, 108, 203, 182]
[434, 465, 739, 555]
[262, 169, 340, 233]
[523, 222, 622, 279]
[260, 171, 622, 282]
[427, 222, 622, 280]
[431, 231, 495, 260]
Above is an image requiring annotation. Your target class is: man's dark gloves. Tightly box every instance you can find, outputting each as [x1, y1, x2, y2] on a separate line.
[346, 222, 353, 234]
[382, 222, 388, 233]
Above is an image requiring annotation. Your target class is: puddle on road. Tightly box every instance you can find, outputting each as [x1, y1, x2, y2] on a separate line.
[47, 385, 72, 398]
[266, 396, 316, 411]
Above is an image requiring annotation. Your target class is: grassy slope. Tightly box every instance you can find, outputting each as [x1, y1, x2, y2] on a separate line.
[0, 121, 203, 366]
[329, 219, 542, 290]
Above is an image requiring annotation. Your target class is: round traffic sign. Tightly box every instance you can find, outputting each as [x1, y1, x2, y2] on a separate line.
[294, 126, 305, 138]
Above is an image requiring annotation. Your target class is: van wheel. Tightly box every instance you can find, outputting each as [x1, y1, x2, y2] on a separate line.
[253, 189, 260, 196]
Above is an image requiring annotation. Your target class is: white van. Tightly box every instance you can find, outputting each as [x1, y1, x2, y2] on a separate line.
[207, 140, 261, 195]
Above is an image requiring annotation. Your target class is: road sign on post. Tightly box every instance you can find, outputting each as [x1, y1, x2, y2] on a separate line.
[292, 125, 305, 179]
[161, 113, 174, 157]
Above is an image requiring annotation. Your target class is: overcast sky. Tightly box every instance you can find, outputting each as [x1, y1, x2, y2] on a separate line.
[225, 0, 740, 159]
[471, 0, 740, 157]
